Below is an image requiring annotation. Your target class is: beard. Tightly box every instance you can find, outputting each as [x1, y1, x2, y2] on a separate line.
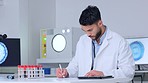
[95, 29, 102, 40]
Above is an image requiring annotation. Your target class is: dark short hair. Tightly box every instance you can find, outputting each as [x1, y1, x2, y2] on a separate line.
[79, 5, 101, 26]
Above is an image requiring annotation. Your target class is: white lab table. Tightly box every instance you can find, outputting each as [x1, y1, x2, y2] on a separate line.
[0, 76, 129, 83]
[134, 70, 148, 83]
[135, 70, 148, 73]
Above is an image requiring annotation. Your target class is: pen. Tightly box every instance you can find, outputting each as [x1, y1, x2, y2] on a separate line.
[59, 64, 65, 78]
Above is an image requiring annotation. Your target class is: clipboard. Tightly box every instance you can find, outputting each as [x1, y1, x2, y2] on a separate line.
[78, 76, 113, 79]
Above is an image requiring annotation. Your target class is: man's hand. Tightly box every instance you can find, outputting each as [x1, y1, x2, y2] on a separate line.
[85, 70, 104, 77]
[56, 68, 68, 78]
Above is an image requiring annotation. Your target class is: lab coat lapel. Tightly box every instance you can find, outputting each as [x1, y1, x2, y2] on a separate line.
[96, 29, 112, 57]
[97, 39, 109, 56]
[85, 37, 93, 71]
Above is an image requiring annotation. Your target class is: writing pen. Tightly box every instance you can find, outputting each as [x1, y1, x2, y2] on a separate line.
[59, 64, 65, 78]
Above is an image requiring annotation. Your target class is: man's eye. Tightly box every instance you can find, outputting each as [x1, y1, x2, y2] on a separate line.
[88, 30, 92, 32]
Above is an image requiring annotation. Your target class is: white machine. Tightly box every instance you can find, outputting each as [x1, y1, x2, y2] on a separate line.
[46, 27, 84, 63]
[126, 37, 148, 64]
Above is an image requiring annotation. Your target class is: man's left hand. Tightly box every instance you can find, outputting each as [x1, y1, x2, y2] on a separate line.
[85, 70, 104, 77]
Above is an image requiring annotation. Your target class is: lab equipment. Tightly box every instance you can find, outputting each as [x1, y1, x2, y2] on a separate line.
[39, 27, 84, 63]
[126, 37, 148, 64]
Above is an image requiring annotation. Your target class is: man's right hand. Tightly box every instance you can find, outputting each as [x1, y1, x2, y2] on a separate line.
[56, 68, 68, 78]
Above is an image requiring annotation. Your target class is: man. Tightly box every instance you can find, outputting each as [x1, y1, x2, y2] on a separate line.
[56, 5, 135, 81]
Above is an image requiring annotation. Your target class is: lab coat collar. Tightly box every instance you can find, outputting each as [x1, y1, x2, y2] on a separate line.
[95, 28, 113, 58]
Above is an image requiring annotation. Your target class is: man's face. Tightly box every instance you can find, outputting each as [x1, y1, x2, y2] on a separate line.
[81, 21, 102, 40]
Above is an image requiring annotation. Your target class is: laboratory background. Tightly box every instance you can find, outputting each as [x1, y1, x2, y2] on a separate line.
[0, 0, 148, 83]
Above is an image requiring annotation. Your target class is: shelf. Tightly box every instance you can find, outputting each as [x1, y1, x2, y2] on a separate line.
[44, 74, 56, 77]
[37, 58, 71, 64]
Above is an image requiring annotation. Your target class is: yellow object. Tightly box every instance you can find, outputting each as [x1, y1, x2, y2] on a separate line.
[41, 29, 47, 58]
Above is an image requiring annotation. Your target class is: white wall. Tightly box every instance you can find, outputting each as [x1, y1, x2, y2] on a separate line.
[0, 0, 19, 37]
[28, 0, 56, 64]
[56, 0, 148, 38]
[19, 0, 29, 65]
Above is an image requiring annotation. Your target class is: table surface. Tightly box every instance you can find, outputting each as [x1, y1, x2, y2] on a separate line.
[135, 70, 148, 73]
[0, 75, 129, 83]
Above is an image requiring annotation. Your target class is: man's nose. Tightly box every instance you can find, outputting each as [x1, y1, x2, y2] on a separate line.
[87, 33, 92, 37]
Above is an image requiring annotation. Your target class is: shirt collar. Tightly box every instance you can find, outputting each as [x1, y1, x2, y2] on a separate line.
[93, 26, 107, 45]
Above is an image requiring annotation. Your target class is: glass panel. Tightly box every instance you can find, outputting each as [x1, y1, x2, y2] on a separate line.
[52, 34, 66, 52]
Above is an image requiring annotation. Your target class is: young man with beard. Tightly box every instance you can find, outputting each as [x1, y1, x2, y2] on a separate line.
[56, 5, 135, 82]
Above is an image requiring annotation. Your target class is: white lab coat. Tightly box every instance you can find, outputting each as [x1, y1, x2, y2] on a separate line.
[66, 28, 135, 81]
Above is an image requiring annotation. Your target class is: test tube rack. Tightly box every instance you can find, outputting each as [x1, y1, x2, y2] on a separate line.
[17, 65, 44, 79]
